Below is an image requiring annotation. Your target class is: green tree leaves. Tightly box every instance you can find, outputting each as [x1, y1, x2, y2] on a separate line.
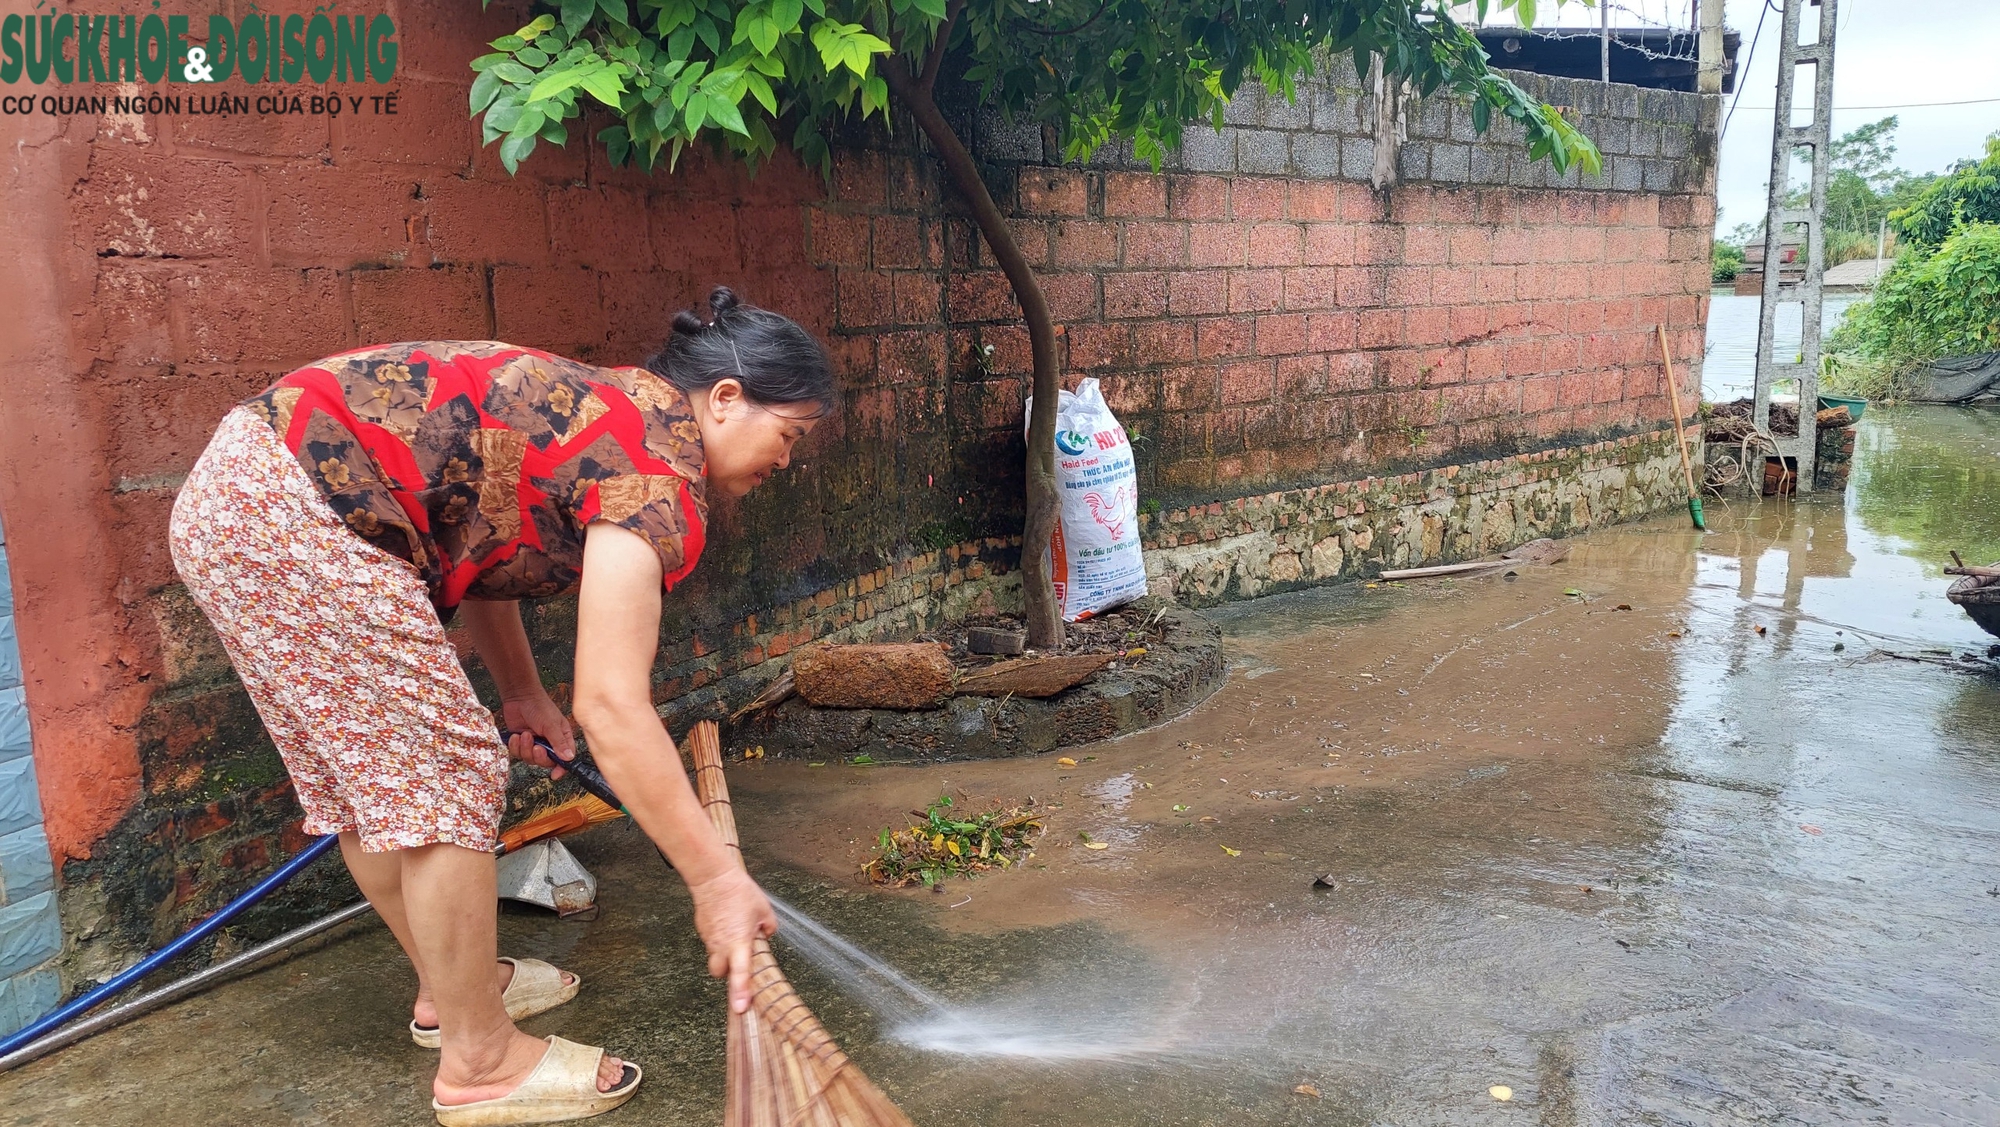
[1834, 222, 2000, 368]
[469, 0, 1599, 180]
[1892, 134, 2000, 252]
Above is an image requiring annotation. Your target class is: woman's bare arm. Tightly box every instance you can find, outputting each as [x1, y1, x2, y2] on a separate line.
[457, 598, 575, 766]
[572, 521, 776, 1011]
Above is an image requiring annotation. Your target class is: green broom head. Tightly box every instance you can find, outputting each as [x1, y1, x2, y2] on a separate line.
[1688, 496, 1706, 531]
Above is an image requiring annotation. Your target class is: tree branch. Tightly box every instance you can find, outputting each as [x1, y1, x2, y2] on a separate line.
[1012, 0, 1112, 38]
[918, 0, 966, 96]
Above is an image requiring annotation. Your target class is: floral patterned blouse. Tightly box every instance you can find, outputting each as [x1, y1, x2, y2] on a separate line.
[242, 340, 707, 616]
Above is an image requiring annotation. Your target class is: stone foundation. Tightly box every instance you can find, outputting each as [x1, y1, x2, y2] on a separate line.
[1139, 429, 1690, 605]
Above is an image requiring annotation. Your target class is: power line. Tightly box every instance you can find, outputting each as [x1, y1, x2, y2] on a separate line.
[1727, 95, 2000, 111]
[1720, 0, 1777, 143]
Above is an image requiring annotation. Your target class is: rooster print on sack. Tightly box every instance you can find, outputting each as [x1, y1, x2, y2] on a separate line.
[1083, 486, 1134, 541]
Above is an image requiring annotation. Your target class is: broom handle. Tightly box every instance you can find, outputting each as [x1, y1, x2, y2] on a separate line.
[1657, 324, 1701, 496]
[687, 721, 739, 848]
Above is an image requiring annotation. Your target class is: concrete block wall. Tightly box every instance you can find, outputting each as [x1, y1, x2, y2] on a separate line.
[0, 0, 1718, 998]
[0, 514, 63, 1036]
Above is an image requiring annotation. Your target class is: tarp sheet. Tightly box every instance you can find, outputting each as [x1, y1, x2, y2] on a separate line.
[1915, 351, 2000, 404]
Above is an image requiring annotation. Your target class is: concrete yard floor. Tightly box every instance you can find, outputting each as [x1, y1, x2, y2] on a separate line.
[6, 406, 2000, 1125]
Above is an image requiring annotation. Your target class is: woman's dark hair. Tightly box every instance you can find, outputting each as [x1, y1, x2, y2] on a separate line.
[645, 286, 836, 417]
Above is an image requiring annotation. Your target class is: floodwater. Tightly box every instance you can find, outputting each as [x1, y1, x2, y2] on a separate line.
[1702, 291, 1861, 402]
[5, 411, 2000, 1126]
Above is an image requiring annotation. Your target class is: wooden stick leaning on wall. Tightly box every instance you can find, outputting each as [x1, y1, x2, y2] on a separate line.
[686, 721, 917, 1127]
[1657, 323, 1708, 531]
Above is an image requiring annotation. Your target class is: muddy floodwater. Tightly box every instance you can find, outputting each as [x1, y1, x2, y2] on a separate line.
[6, 406, 2000, 1127]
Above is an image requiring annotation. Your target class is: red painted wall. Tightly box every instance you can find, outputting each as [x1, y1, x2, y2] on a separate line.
[0, 0, 1713, 968]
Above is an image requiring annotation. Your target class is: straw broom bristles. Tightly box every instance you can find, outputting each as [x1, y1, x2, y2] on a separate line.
[686, 721, 917, 1127]
[494, 793, 624, 856]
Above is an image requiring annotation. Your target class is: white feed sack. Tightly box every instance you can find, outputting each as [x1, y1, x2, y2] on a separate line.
[1025, 378, 1149, 620]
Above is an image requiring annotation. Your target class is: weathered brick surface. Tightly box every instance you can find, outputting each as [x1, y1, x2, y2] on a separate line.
[3, 13, 1715, 993]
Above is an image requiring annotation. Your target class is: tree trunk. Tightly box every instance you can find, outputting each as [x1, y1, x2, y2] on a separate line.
[881, 57, 1065, 650]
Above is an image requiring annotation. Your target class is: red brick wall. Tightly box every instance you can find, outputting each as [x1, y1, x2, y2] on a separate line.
[854, 168, 1713, 496]
[0, 0, 1715, 969]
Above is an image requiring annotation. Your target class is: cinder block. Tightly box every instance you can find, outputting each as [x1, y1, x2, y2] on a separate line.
[1594, 117, 1633, 156]
[1293, 133, 1340, 178]
[0, 893, 59, 980]
[1398, 142, 1432, 183]
[1262, 92, 1313, 131]
[1631, 122, 1661, 158]
[1610, 158, 1643, 192]
[1450, 104, 1482, 144]
[1470, 145, 1509, 185]
[1238, 131, 1291, 175]
[1415, 97, 1452, 140]
[1341, 138, 1376, 182]
[1431, 144, 1472, 183]
[1310, 84, 1359, 134]
[1643, 160, 1678, 193]
[1659, 125, 1693, 161]
[1223, 87, 1265, 126]
[1181, 128, 1236, 173]
[0, 968, 60, 1037]
[0, 689, 27, 763]
[0, 824, 53, 901]
[0, 756, 42, 833]
[978, 112, 1042, 163]
[1085, 137, 1140, 171]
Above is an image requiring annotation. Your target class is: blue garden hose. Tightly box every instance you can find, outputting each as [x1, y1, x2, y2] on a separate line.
[0, 831, 340, 1057]
[0, 732, 625, 1058]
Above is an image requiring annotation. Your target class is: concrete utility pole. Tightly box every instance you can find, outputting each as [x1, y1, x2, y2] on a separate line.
[1753, 0, 1838, 494]
[1698, 0, 1725, 95]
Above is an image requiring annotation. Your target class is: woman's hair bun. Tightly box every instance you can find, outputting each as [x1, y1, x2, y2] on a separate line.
[646, 284, 837, 417]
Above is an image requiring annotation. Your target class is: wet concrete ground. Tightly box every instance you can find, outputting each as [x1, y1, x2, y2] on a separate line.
[6, 406, 1999, 1126]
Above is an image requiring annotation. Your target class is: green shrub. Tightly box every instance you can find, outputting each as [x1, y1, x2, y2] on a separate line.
[1712, 241, 1744, 283]
[1819, 351, 1926, 403]
[1832, 222, 2000, 371]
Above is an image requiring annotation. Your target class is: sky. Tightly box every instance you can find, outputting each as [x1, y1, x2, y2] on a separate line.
[1461, 0, 2000, 235]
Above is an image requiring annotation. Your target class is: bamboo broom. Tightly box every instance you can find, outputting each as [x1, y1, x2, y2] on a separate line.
[495, 793, 624, 856]
[686, 721, 917, 1127]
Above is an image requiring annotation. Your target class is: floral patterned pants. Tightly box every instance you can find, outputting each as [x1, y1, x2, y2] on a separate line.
[169, 408, 508, 852]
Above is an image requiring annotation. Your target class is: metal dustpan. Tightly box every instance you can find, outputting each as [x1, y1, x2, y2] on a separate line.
[495, 836, 599, 917]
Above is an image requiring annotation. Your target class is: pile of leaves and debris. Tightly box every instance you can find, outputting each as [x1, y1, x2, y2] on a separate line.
[1704, 397, 1801, 440]
[863, 795, 1043, 889]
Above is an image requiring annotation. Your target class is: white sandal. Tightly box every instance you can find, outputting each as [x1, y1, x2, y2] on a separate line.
[411, 958, 583, 1049]
[432, 1036, 641, 1126]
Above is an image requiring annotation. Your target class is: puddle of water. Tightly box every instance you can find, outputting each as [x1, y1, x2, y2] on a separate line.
[9, 405, 2000, 1127]
[715, 404, 2000, 1124]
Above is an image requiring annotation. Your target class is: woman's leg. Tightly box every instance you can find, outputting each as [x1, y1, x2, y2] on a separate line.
[340, 832, 557, 1031]
[170, 410, 626, 1100]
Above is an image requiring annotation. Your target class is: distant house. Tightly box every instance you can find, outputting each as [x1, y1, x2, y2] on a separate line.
[1823, 258, 1889, 292]
[1734, 237, 1805, 295]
